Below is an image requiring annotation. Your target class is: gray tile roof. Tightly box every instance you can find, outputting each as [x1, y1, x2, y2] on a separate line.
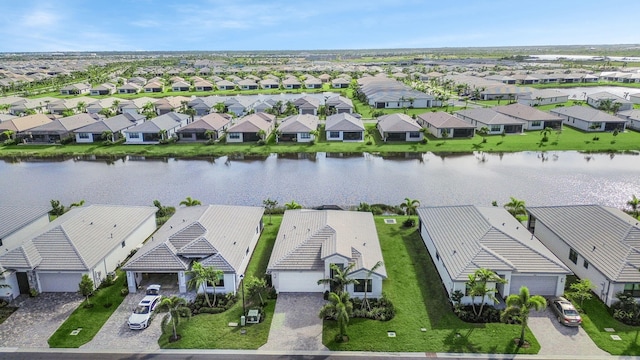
[0, 114, 52, 133]
[0, 206, 49, 239]
[588, 91, 631, 104]
[28, 114, 96, 134]
[177, 113, 230, 132]
[455, 108, 526, 125]
[493, 103, 563, 122]
[417, 112, 475, 129]
[377, 113, 421, 132]
[279, 114, 318, 133]
[123, 205, 264, 273]
[227, 113, 275, 133]
[527, 205, 640, 282]
[74, 113, 143, 133]
[125, 112, 188, 133]
[267, 210, 387, 278]
[325, 113, 365, 132]
[550, 106, 625, 123]
[417, 206, 570, 281]
[0, 205, 157, 271]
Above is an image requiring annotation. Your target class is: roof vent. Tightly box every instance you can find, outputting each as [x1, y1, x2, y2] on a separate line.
[183, 219, 186, 222]
[453, 250, 457, 255]
[113, 224, 117, 227]
[516, 226, 519, 230]
[233, 241, 237, 245]
[593, 246, 596, 251]
[502, 223, 505, 226]
[363, 242, 366, 246]
[170, 225, 173, 229]
[90, 222, 93, 225]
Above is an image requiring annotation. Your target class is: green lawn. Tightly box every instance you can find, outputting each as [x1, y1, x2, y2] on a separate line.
[323, 218, 540, 354]
[158, 216, 281, 349]
[48, 272, 128, 348]
[576, 297, 640, 355]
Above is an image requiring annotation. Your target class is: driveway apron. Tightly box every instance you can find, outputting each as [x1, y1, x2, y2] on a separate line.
[528, 308, 609, 356]
[0, 293, 83, 348]
[260, 293, 328, 351]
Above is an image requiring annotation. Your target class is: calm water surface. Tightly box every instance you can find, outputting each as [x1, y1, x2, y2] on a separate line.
[1, 151, 639, 209]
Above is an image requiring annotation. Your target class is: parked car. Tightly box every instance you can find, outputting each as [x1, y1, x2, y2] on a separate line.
[128, 293, 162, 330]
[146, 284, 161, 295]
[550, 297, 582, 326]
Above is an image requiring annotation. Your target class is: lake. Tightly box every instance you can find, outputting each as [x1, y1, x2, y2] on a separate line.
[1, 151, 639, 210]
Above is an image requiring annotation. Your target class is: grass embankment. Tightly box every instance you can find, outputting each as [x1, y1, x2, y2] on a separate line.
[577, 296, 640, 355]
[158, 216, 281, 349]
[48, 271, 128, 348]
[3, 125, 639, 159]
[323, 218, 540, 354]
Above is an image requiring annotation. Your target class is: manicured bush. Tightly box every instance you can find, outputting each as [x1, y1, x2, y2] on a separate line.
[455, 305, 502, 323]
[611, 292, 640, 325]
[349, 295, 395, 321]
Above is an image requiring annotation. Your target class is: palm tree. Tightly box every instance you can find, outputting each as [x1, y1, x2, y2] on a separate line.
[318, 291, 353, 341]
[256, 129, 266, 141]
[501, 286, 546, 347]
[496, 95, 504, 105]
[69, 199, 85, 208]
[102, 130, 114, 142]
[627, 195, 640, 219]
[1, 130, 15, 141]
[158, 129, 167, 141]
[284, 200, 302, 210]
[361, 260, 383, 311]
[400, 197, 420, 220]
[204, 130, 216, 141]
[467, 268, 506, 319]
[477, 126, 489, 143]
[158, 296, 191, 342]
[187, 262, 220, 307]
[503, 197, 526, 218]
[76, 101, 87, 113]
[540, 127, 552, 142]
[180, 196, 201, 207]
[111, 99, 120, 113]
[317, 263, 358, 294]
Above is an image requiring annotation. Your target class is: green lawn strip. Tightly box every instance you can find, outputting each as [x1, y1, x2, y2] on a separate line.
[159, 216, 281, 349]
[48, 272, 128, 348]
[574, 297, 640, 355]
[3, 126, 639, 158]
[323, 218, 540, 354]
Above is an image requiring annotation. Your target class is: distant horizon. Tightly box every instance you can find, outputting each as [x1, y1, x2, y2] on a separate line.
[1, 0, 639, 53]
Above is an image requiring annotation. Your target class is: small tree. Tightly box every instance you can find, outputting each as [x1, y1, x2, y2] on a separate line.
[501, 286, 546, 347]
[477, 126, 489, 143]
[159, 296, 191, 342]
[79, 274, 94, 305]
[361, 261, 383, 311]
[319, 291, 353, 342]
[245, 275, 269, 306]
[504, 197, 526, 219]
[187, 262, 218, 307]
[49, 199, 65, 216]
[627, 195, 640, 219]
[263, 198, 278, 225]
[180, 196, 201, 207]
[540, 127, 552, 142]
[400, 197, 420, 221]
[467, 268, 507, 319]
[284, 200, 302, 210]
[569, 278, 595, 308]
[317, 263, 358, 294]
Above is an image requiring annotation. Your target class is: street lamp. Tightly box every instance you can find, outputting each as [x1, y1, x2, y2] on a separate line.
[239, 274, 246, 316]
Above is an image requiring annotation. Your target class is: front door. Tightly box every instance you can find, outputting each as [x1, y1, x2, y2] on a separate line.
[16, 272, 30, 294]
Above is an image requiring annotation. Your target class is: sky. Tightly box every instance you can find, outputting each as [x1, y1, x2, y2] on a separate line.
[1, 0, 639, 52]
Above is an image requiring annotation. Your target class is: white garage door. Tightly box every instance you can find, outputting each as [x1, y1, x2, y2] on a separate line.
[276, 271, 324, 293]
[38, 272, 84, 292]
[510, 275, 558, 296]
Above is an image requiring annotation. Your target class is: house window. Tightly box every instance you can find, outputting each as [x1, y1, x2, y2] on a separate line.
[78, 133, 90, 139]
[531, 121, 541, 127]
[329, 131, 340, 138]
[128, 132, 140, 139]
[592, 122, 602, 128]
[623, 284, 640, 297]
[490, 125, 501, 132]
[353, 279, 372, 293]
[465, 283, 472, 296]
[583, 259, 589, 269]
[207, 274, 224, 287]
[121, 241, 126, 248]
[228, 133, 240, 139]
[300, 133, 311, 139]
[409, 132, 421, 138]
[330, 263, 344, 279]
[569, 248, 578, 264]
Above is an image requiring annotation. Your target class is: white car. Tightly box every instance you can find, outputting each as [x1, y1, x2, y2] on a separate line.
[128, 292, 162, 330]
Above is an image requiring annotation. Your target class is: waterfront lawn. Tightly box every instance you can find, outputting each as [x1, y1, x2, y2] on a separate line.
[158, 216, 281, 349]
[48, 271, 128, 348]
[2, 126, 640, 158]
[323, 218, 540, 354]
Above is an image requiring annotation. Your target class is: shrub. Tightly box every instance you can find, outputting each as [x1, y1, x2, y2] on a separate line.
[120, 288, 129, 297]
[402, 218, 416, 227]
[611, 292, 640, 325]
[99, 273, 116, 288]
[366, 140, 373, 145]
[29, 288, 39, 297]
[421, 138, 428, 144]
[256, 139, 266, 146]
[455, 305, 502, 323]
[349, 295, 395, 321]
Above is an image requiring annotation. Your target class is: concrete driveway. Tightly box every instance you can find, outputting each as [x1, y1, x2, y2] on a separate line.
[528, 307, 609, 356]
[0, 293, 83, 348]
[260, 293, 328, 351]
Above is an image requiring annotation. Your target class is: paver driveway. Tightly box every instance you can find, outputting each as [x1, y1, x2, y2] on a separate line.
[0, 293, 83, 348]
[528, 307, 609, 356]
[260, 293, 328, 351]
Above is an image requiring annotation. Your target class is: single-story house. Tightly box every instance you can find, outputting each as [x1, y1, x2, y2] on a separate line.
[194, 80, 214, 92]
[26, 113, 96, 143]
[267, 210, 387, 298]
[119, 97, 157, 115]
[117, 83, 142, 94]
[293, 96, 321, 115]
[304, 77, 323, 89]
[550, 106, 627, 132]
[455, 108, 525, 134]
[416, 112, 475, 138]
[0, 206, 50, 253]
[479, 85, 533, 101]
[331, 78, 350, 89]
[86, 98, 120, 114]
[325, 96, 354, 114]
[226, 112, 275, 143]
[417, 206, 571, 306]
[260, 78, 280, 89]
[154, 96, 191, 116]
[0, 204, 157, 297]
[90, 83, 116, 96]
[225, 96, 254, 117]
[527, 205, 640, 306]
[237, 79, 259, 91]
[122, 205, 264, 294]
[277, 114, 319, 143]
[177, 113, 231, 141]
[171, 81, 191, 92]
[517, 89, 569, 107]
[60, 82, 91, 95]
[0, 114, 52, 140]
[376, 113, 423, 142]
[124, 112, 188, 143]
[216, 80, 236, 91]
[282, 77, 302, 89]
[617, 109, 640, 131]
[629, 93, 640, 105]
[325, 113, 365, 142]
[493, 103, 563, 130]
[144, 81, 163, 93]
[587, 92, 633, 112]
[74, 113, 145, 143]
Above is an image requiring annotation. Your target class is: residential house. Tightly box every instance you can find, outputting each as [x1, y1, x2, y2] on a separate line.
[225, 112, 275, 143]
[267, 210, 387, 298]
[277, 114, 319, 143]
[479, 85, 533, 101]
[60, 82, 91, 95]
[550, 106, 627, 132]
[416, 112, 475, 138]
[325, 113, 365, 142]
[358, 76, 435, 108]
[417, 206, 570, 306]
[237, 79, 259, 91]
[74, 113, 145, 143]
[48, 96, 95, 115]
[617, 109, 640, 131]
[376, 113, 423, 142]
[177, 113, 231, 141]
[517, 89, 569, 107]
[0, 205, 157, 296]
[629, 93, 640, 105]
[124, 112, 189, 143]
[455, 108, 525, 134]
[8, 97, 57, 116]
[122, 205, 264, 294]
[154, 96, 191, 116]
[304, 77, 323, 89]
[325, 96, 354, 114]
[282, 77, 302, 89]
[26, 113, 96, 143]
[485, 75, 517, 84]
[0, 114, 52, 141]
[293, 96, 321, 115]
[331, 78, 350, 89]
[318, 74, 331, 83]
[143, 81, 163, 93]
[117, 83, 142, 94]
[493, 103, 563, 130]
[0, 206, 50, 252]
[587, 92, 633, 112]
[120, 97, 157, 115]
[224, 96, 254, 117]
[90, 83, 116, 96]
[171, 81, 191, 92]
[194, 79, 214, 92]
[527, 205, 640, 306]
[260, 78, 280, 89]
[216, 80, 236, 91]
[86, 97, 120, 115]
[128, 77, 147, 86]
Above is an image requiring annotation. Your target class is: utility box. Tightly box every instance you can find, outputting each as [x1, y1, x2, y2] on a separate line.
[247, 309, 261, 324]
[240, 315, 246, 326]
